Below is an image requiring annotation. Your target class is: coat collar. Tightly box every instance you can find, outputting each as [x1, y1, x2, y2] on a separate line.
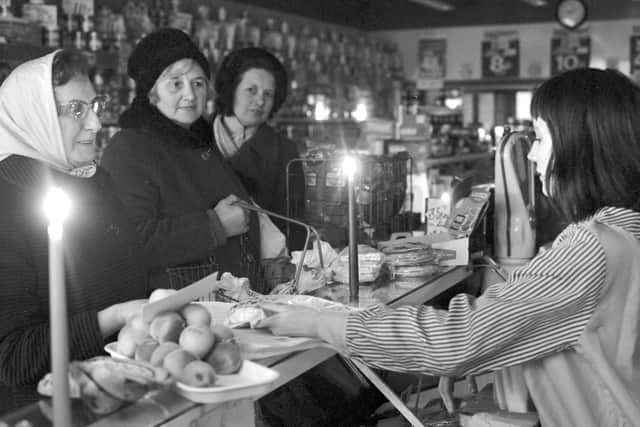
[119, 98, 212, 149]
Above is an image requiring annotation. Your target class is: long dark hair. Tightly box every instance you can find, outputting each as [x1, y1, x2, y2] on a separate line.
[214, 47, 287, 118]
[531, 68, 640, 221]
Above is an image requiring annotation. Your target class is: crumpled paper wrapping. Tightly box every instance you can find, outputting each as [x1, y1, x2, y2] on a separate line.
[290, 240, 339, 269]
[287, 240, 339, 293]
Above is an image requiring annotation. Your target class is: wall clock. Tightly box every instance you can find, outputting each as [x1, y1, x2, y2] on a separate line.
[556, 0, 588, 30]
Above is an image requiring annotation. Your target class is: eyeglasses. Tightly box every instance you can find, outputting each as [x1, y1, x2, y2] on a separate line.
[56, 95, 110, 120]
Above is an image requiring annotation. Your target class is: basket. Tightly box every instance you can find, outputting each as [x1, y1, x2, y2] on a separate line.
[166, 260, 220, 301]
[261, 256, 295, 291]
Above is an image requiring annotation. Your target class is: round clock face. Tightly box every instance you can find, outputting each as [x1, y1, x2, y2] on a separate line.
[556, 0, 588, 30]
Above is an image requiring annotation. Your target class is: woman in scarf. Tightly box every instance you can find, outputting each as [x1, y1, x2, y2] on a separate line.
[0, 49, 149, 413]
[213, 47, 306, 251]
[100, 28, 264, 292]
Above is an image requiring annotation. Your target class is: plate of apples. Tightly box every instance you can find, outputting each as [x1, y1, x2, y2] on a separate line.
[105, 288, 279, 404]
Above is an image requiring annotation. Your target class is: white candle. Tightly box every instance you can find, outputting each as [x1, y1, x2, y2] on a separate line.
[43, 187, 71, 427]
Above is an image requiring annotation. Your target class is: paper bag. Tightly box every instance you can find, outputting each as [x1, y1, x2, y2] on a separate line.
[257, 210, 288, 260]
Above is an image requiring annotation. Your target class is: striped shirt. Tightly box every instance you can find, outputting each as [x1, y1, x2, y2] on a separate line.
[345, 207, 640, 377]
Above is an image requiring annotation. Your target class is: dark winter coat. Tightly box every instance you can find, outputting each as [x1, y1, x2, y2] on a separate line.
[0, 156, 149, 413]
[101, 103, 263, 291]
[225, 122, 306, 251]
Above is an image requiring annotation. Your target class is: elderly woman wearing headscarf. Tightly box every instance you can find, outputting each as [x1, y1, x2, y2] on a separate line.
[101, 28, 264, 292]
[0, 49, 149, 413]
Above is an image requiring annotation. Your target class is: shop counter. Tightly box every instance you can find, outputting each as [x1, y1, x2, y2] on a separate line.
[0, 266, 472, 427]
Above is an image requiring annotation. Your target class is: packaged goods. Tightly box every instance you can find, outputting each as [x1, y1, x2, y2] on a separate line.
[381, 242, 446, 279]
[37, 357, 172, 415]
[330, 245, 385, 284]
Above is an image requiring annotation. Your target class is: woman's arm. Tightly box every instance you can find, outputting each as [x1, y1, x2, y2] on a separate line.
[345, 224, 606, 376]
[101, 133, 228, 269]
[0, 219, 105, 386]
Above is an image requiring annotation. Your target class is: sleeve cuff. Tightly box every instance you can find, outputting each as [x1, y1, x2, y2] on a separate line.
[69, 310, 109, 360]
[317, 311, 349, 351]
[206, 209, 228, 246]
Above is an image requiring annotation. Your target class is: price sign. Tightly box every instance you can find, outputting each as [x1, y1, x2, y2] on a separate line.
[417, 38, 446, 90]
[61, 0, 93, 16]
[550, 31, 590, 75]
[630, 35, 640, 83]
[482, 31, 520, 78]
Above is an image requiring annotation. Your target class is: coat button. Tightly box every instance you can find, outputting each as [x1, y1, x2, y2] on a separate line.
[201, 149, 211, 160]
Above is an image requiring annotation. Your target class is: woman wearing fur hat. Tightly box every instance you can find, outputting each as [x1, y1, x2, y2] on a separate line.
[213, 47, 306, 251]
[101, 28, 264, 292]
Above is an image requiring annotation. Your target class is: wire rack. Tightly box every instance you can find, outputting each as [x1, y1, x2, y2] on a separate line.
[166, 260, 222, 301]
[234, 200, 325, 295]
[165, 202, 324, 299]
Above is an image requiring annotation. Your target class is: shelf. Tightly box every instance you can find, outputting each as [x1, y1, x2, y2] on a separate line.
[0, 43, 53, 65]
[444, 78, 545, 92]
[274, 118, 360, 125]
[424, 152, 493, 167]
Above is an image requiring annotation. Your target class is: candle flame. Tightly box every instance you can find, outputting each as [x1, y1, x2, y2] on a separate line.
[44, 187, 71, 226]
[341, 156, 358, 179]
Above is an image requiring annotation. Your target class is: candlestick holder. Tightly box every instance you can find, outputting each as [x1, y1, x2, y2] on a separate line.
[342, 156, 359, 306]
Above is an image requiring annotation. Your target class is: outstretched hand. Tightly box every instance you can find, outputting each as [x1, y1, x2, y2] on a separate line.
[255, 302, 349, 350]
[97, 299, 148, 338]
[254, 303, 321, 338]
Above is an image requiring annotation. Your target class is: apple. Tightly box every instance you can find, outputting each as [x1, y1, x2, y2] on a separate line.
[210, 324, 235, 342]
[148, 288, 178, 304]
[163, 348, 197, 379]
[148, 341, 180, 367]
[180, 304, 212, 327]
[178, 325, 215, 359]
[180, 360, 217, 387]
[149, 312, 184, 343]
[127, 313, 149, 335]
[134, 337, 160, 362]
[205, 340, 242, 374]
[116, 324, 149, 358]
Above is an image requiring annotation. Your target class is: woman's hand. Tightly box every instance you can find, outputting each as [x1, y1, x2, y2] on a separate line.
[97, 299, 148, 338]
[256, 303, 348, 350]
[254, 303, 321, 337]
[214, 194, 249, 238]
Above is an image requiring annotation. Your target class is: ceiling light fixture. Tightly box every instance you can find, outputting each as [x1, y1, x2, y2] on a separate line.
[408, 0, 455, 12]
[520, 0, 548, 6]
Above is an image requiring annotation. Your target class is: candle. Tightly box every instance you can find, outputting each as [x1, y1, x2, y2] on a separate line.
[43, 187, 71, 427]
[342, 156, 359, 306]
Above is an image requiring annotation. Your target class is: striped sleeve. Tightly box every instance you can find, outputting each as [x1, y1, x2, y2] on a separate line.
[344, 223, 606, 376]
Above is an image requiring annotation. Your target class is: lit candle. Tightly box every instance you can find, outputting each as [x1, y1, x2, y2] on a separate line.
[342, 156, 359, 306]
[43, 187, 71, 427]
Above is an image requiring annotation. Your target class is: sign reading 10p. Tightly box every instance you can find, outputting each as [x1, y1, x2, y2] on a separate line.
[550, 33, 591, 76]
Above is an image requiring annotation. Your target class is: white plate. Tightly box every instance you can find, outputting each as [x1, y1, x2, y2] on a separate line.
[175, 359, 279, 404]
[103, 343, 279, 404]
